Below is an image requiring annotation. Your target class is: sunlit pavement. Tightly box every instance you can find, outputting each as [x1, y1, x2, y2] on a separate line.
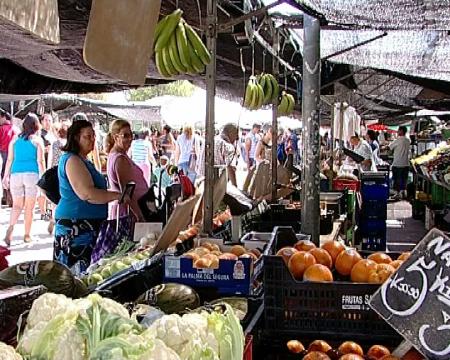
[0, 206, 54, 266]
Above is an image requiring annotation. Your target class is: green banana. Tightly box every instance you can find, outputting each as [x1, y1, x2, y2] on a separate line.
[162, 46, 178, 76]
[153, 15, 169, 45]
[154, 9, 183, 53]
[168, 33, 187, 73]
[244, 81, 253, 108]
[256, 83, 264, 109]
[268, 74, 279, 103]
[287, 93, 296, 114]
[250, 84, 259, 110]
[183, 21, 211, 65]
[262, 74, 273, 105]
[278, 92, 289, 115]
[175, 22, 191, 70]
[155, 51, 170, 78]
[187, 42, 205, 73]
[257, 73, 266, 89]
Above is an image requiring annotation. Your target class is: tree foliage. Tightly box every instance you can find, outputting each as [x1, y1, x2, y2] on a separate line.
[127, 80, 196, 101]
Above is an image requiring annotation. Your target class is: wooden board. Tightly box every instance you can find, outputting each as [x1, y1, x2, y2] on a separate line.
[0, 0, 60, 44]
[151, 194, 200, 256]
[370, 229, 450, 360]
[83, 0, 161, 85]
[192, 168, 228, 225]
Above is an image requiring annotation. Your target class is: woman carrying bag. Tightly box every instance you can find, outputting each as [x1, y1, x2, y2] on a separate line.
[54, 120, 123, 274]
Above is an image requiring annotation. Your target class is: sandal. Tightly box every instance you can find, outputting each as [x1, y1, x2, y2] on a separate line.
[4, 226, 13, 246]
[24, 235, 32, 243]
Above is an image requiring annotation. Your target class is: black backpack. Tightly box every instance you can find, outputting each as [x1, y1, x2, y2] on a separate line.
[37, 166, 60, 204]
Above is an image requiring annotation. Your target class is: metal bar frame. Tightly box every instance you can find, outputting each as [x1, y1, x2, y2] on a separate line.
[320, 67, 368, 90]
[203, 0, 217, 234]
[351, 77, 395, 107]
[217, 0, 284, 32]
[322, 32, 387, 61]
[271, 26, 279, 202]
[301, 14, 321, 245]
[355, 84, 396, 112]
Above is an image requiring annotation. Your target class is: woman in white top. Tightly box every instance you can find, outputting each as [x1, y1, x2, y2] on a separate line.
[129, 129, 155, 185]
[174, 125, 196, 183]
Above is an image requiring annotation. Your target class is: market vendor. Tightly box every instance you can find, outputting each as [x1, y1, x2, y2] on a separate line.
[349, 135, 377, 172]
[54, 120, 123, 274]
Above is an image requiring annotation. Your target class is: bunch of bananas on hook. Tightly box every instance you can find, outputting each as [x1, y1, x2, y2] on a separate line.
[153, 9, 211, 77]
[277, 91, 296, 116]
[244, 73, 279, 110]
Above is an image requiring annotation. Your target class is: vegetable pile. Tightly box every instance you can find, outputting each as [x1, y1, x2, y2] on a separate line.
[5, 292, 244, 360]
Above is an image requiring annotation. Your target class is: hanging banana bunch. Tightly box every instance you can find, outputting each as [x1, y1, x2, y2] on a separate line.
[257, 73, 279, 105]
[243, 73, 280, 111]
[243, 76, 264, 110]
[278, 91, 296, 116]
[153, 9, 211, 77]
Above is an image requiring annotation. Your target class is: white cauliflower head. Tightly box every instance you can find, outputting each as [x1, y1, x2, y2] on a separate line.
[26, 293, 74, 329]
[0, 342, 23, 360]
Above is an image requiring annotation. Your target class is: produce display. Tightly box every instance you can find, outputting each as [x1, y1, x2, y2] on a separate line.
[243, 73, 279, 110]
[182, 242, 261, 269]
[277, 91, 296, 116]
[175, 210, 231, 243]
[276, 240, 410, 284]
[411, 144, 450, 185]
[286, 339, 394, 360]
[83, 246, 154, 287]
[153, 9, 211, 77]
[5, 291, 244, 360]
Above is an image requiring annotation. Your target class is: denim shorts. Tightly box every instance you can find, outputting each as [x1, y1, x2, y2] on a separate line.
[9, 172, 39, 198]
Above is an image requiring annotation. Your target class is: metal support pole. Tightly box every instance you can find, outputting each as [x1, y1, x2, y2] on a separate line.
[203, 0, 217, 234]
[301, 14, 321, 245]
[271, 27, 279, 202]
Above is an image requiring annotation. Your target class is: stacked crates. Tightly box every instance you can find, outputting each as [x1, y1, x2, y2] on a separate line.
[359, 172, 389, 251]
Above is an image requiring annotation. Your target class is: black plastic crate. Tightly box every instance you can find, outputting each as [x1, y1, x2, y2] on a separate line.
[95, 253, 163, 303]
[244, 220, 302, 233]
[361, 199, 387, 220]
[263, 256, 399, 341]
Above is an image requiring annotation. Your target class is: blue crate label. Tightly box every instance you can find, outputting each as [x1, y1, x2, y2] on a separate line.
[233, 260, 246, 280]
[165, 257, 180, 278]
[341, 294, 372, 311]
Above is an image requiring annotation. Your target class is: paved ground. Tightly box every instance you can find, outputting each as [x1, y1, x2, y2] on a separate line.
[0, 206, 54, 266]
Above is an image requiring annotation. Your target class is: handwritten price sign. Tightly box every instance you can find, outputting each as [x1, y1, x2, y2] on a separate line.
[370, 229, 450, 360]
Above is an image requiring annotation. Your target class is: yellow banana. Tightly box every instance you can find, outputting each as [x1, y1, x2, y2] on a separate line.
[154, 9, 183, 53]
[168, 33, 187, 74]
[162, 46, 178, 76]
[184, 21, 211, 65]
[187, 42, 205, 73]
[155, 51, 170, 78]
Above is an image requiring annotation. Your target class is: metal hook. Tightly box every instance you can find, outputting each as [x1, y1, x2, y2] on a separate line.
[251, 41, 255, 76]
[262, 50, 267, 73]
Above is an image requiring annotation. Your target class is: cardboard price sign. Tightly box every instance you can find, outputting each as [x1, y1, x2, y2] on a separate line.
[370, 229, 450, 360]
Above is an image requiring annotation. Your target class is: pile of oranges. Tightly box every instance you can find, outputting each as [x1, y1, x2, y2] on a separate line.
[287, 339, 423, 359]
[276, 240, 411, 284]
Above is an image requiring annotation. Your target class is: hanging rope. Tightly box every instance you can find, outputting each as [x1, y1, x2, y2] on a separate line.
[195, 0, 202, 27]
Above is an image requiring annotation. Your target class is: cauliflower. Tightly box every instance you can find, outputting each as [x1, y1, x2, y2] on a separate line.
[0, 342, 22, 360]
[147, 314, 219, 360]
[74, 293, 129, 319]
[26, 293, 74, 329]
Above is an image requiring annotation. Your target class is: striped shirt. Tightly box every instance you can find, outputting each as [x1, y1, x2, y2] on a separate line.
[130, 139, 151, 164]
